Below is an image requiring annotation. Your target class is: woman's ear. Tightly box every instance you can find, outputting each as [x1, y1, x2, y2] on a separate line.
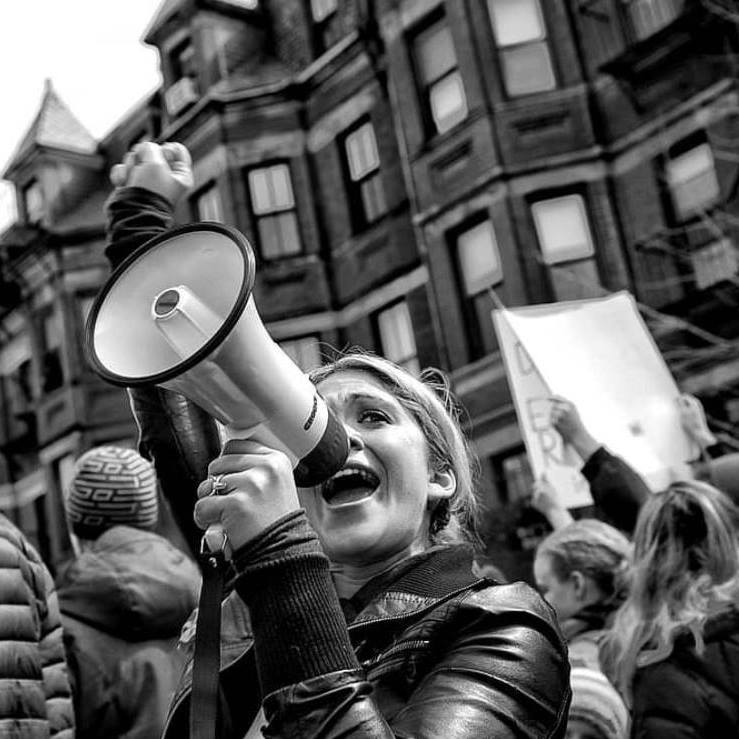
[570, 570, 588, 601]
[428, 468, 456, 502]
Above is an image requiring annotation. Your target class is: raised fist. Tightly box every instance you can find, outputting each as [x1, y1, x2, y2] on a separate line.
[109, 141, 193, 205]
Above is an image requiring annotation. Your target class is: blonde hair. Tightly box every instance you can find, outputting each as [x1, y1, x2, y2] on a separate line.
[309, 350, 480, 544]
[537, 519, 632, 606]
[601, 480, 739, 701]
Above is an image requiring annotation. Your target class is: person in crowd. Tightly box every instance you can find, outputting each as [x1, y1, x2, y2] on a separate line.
[56, 445, 201, 739]
[549, 396, 650, 533]
[601, 479, 739, 737]
[679, 392, 739, 505]
[104, 141, 572, 737]
[566, 667, 630, 739]
[531, 474, 575, 531]
[535, 519, 632, 739]
[0, 512, 75, 737]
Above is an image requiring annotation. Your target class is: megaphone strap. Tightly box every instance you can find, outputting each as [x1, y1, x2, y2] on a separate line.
[190, 546, 227, 739]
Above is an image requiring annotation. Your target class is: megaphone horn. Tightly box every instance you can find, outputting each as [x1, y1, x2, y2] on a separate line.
[85, 222, 348, 487]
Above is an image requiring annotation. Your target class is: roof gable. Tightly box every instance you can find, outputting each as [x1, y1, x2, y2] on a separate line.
[3, 80, 97, 177]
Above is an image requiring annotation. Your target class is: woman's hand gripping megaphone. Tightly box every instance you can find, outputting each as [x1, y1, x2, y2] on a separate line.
[194, 438, 302, 557]
[110, 141, 194, 205]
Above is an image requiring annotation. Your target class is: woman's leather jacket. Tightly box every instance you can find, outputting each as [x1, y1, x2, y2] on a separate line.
[163, 544, 571, 738]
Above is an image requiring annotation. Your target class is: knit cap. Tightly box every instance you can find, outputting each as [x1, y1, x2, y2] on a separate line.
[66, 446, 158, 539]
[568, 667, 630, 739]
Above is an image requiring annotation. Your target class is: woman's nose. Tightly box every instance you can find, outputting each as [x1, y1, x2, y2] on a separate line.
[345, 425, 365, 451]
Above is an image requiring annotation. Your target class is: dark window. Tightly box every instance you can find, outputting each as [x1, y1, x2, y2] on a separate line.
[342, 120, 388, 231]
[170, 39, 196, 81]
[310, 0, 340, 53]
[41, 309, 64, 394]
[450, 216, 503, 360]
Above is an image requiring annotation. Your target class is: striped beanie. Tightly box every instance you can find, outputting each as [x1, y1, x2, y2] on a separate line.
[66, 446, 158, 539]
[568, 667, 630, 739]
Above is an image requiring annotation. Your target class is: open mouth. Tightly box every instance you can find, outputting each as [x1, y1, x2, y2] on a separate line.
[321, 466, 380, 506]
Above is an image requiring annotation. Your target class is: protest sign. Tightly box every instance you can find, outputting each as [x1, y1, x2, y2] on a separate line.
[493, 292, 695, 509]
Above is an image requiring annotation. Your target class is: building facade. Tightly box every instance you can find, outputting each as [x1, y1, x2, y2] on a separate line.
[1, 0, 737, 574]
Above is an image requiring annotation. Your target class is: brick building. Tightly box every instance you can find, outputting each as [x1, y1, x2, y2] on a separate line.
[0, 0, 737, 574]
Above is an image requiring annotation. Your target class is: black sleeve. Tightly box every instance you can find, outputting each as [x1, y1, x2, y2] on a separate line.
[104, 187, 222, 560]
[104, 186, 175, 268]
[581, 446, 650, 534]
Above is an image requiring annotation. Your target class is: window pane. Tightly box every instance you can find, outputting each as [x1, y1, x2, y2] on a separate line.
[691, 238, 737, 290]
[269, 164, 295, 210]
[248, 169, 271, 214]
[279, 336, 322, 371]
[275, 212, 302, 256]
[24, 181, 44, 223]
[360, 175, 388, 224]
[258, 217, 280, 259]
[196, 185, 224, 222]
[629, 0, 682, 40]
[532, 195, 595, 265]
[346, 123, 380, 181]
[501, 42, 556, 96]
[378, 302, 418, 369]
[311, 0, 337, 22]
[457, 220, 503, 296]
[258, 213, 302, 259]
[0, 333, 31, 375]
[668, 143, 715, 184]
[668, 144, 720, 218]
[249, 165, 295, 214]
[430, 72, 468, 134]
[488, 0, 546, 47]
[415, 23, 457, 85]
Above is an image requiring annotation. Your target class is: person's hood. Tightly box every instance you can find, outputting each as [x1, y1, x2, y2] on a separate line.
[672, 604, 739, 699]
[57, 525, 200, 641]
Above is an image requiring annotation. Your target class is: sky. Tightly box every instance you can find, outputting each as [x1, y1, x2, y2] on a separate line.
[0, 1, 164, 230]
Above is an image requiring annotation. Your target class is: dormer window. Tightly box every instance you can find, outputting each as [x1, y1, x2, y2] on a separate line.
[171, 39, 196, 81]
[166, 39, 199, 117]
[23, 179, 44, 224]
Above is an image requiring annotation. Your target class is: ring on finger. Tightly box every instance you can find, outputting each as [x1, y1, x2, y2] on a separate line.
[210, 474, 228, 496]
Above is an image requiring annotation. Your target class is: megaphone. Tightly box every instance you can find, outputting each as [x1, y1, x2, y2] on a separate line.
[85, 222, 348, 487]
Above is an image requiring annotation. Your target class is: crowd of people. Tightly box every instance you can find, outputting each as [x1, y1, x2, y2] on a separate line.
[0, 141, 737, 738]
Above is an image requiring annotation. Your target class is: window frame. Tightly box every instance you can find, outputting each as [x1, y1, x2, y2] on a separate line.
[23, 179, 44, 224]
[487, 0, 557, 98]
[375, 301, 420, 375]
[410, 14, 468, 137]
[531, 193, 596, 266]
[192, 181, 225, 222]
[665, 141, 720, 222]
[245, 162, 304, 261]
[341, 119, 388, 232]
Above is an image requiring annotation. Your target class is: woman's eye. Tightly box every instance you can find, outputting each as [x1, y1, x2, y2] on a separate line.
[358, 409, 389, 424]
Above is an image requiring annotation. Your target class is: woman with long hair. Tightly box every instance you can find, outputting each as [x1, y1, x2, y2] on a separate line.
[601, 480, 739, 736]
[535, 519, 631, 738]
